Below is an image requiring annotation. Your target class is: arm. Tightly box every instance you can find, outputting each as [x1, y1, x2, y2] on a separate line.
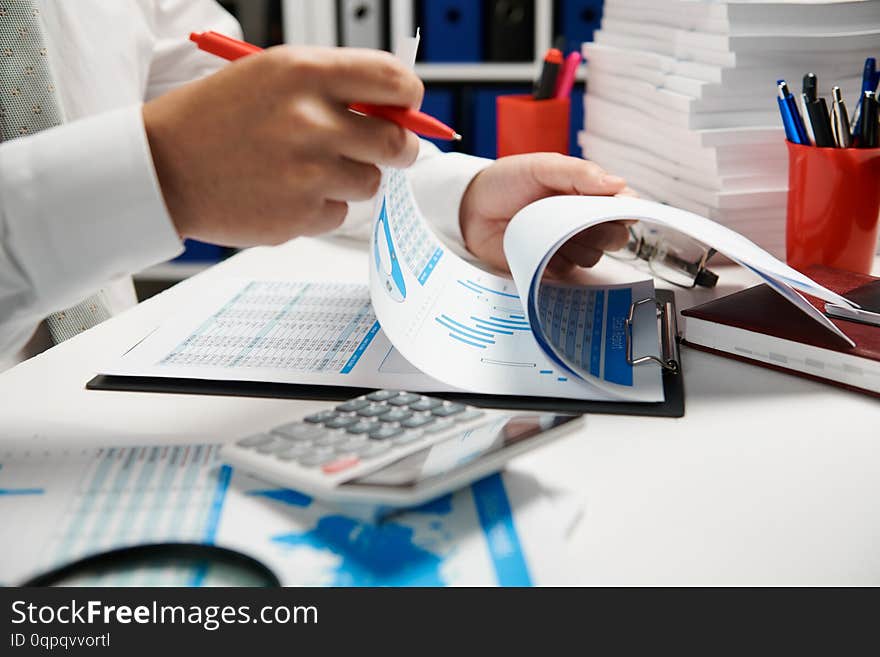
[0, 106, 182, 358]
[144, 0, 242, 99]
[334, 146, 633, 272]
[333, 141, 492, 256]
[0, 0, 236, 358]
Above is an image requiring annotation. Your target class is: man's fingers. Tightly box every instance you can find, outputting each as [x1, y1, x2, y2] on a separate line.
[558, 241, 604, 268]
[323, 157, 384, 202]
[295, 200, 349, 237]
[616, 186, 640, 199]
[528, 153, 627, 197]
[570, 223, 631, 253]
[302, 48, 424, 108]
[544, 252, 578, 279]
[546, 223, 631, 273]
[334, 108, 420, 168]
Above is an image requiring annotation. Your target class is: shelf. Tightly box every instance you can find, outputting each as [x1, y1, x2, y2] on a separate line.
[415, 63, 538, 82]
[415, 63, 587, 83]
[283, 0, 581, 84]
[135, 261, 216, 282]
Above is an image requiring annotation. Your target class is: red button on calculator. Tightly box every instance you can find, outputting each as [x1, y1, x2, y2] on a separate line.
[322, 456, 360, 474]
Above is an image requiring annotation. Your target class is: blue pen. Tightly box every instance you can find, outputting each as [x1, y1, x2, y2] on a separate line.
[863, 57, 879, 94]
[851, 57, 879, 135]
[777, 80, 809, 145]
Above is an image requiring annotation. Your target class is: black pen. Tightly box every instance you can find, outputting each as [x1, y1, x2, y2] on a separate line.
[534, 48, 563, 100]
[830, 86, 852, 148]
[857, 90, 878, 148]
[802, 73, 835, 147]
[801, 73, 818, 144]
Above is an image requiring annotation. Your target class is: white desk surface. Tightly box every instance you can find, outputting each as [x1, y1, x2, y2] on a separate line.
[1, 237, 878, 585]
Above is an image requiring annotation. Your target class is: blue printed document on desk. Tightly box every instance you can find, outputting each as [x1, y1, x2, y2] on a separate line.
[102, 168, 857, 404]
[0, 444, 575, 586]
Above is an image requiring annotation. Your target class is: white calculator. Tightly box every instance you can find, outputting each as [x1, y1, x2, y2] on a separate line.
[221, 390, 583, 509]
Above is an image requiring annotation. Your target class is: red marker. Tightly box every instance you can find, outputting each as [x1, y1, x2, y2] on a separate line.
[189, 31, 462, 141]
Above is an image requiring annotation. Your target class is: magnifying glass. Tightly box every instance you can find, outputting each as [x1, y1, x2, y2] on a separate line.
[21, 543, 281, 587]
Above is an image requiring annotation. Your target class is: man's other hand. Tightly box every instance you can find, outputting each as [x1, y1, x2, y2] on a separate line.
[459, 153, 635, 277]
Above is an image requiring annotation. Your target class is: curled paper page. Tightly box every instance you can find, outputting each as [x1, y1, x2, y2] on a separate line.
[503, 195, 857, 349]
[368, 169, 664, 402]
[369, 33, 662, 401]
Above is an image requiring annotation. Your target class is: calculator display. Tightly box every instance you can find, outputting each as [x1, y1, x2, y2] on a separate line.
[342, 414, 578, 489]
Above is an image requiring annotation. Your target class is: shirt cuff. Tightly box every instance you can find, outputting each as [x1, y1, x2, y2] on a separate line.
[406, 152, 493, 253]
[0, 104, 183, 310]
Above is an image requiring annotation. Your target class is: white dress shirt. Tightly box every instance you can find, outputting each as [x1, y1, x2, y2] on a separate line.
[0, 0, 490, 370]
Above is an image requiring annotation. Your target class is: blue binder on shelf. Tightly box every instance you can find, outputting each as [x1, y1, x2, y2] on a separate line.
[556, 0, 604, 55]
[469, 86, 530, 159]
[569, 87, 584, 156]
[419, 0, 483, 62]
[421, 87, 457, 152]
[174, 240, 224, 263]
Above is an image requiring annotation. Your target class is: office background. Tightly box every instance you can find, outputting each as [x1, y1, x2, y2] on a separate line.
[135, 0, 601, 299]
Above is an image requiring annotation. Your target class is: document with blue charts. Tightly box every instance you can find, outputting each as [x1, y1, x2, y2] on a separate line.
[0, 445, 575, 586]
[369, 166, 859, 403]
[103, 165, 855, 402]
[370, 169, 664, 402]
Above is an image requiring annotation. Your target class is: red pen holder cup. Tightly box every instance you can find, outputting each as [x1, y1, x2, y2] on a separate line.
[786, 141, 880, 275]
[496, 95, 570, 158]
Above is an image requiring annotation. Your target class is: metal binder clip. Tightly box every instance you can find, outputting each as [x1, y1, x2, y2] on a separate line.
[625, 297, 680, 374]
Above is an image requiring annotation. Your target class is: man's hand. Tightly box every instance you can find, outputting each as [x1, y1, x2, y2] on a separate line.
[459, 153, 634, 277]
[143, 46, 423, 247]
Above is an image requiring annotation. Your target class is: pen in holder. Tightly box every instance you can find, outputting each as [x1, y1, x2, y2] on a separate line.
[496, 95, 570, 158]
[785, 142, 880, 275]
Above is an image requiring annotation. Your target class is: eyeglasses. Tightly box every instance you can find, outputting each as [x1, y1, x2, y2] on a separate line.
[609, 223, 719, 289]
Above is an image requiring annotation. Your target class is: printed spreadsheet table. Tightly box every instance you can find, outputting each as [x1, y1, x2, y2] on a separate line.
[160, 281, 379, 375]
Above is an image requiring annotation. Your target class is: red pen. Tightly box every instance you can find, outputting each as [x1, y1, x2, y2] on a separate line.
[189, 31, 462, 141]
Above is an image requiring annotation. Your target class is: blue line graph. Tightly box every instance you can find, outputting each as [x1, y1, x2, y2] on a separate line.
[436, 318, 496, 345]
[471, 317, 531, 332]
[488, 316, 530, 326]
[437, 310, 533, 350]
[474, 322, 514, 335]
[450, 334, 488, 349]
[437, 315, 494, 339]
[457, 279, 520, 300]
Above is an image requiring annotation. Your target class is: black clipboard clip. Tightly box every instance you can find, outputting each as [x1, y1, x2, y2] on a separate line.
[625, 296, 681, 374]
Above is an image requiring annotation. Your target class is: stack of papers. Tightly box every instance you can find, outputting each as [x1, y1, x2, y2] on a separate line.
[580, 0, 880, 258]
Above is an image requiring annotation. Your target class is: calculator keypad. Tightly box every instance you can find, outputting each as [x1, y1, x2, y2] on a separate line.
[232, 392, 486, 478]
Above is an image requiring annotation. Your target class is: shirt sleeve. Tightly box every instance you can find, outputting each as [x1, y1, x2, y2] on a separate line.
[0, 104, 183, 356]
[335, 139, 493, 256]
[145, 0, 243, 99]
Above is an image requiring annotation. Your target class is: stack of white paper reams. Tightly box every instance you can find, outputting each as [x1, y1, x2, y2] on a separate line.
[579, 0, 880, 259]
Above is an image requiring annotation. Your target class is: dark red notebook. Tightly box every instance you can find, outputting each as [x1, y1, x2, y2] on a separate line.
[682, 266, 880, 397]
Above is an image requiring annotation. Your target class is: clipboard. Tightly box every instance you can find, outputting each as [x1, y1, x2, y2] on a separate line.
[87, 290, 685, 418]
